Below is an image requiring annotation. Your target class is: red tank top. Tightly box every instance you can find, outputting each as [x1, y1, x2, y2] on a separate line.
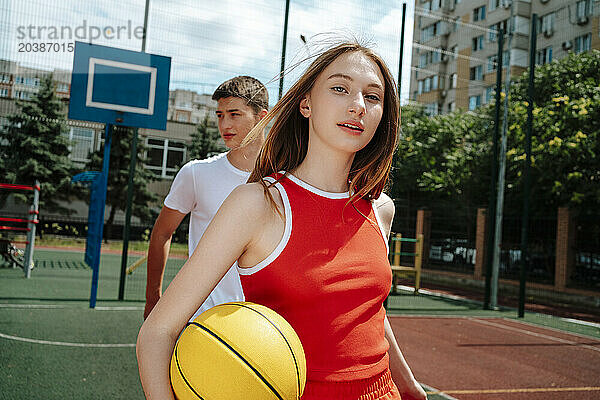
[238, 173, 392, 382]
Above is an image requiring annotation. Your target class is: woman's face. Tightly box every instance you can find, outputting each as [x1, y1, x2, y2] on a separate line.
[300, 51, 385, 155]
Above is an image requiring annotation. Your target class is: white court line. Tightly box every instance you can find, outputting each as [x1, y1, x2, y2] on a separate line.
[470, 318, 600, 353]
[0, 304, 76, 309]
[503, 317, 600, 342]
[395, 284, 599, 330]
[0, 332, 135, 348]
[0, 303, 142, 311]
[421, 383, 459, 400]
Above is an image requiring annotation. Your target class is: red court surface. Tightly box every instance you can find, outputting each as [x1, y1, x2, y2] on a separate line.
[389, 316, 600, 399]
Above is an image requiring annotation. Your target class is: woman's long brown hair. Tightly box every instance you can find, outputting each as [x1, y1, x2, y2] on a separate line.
[244, 42, 399, 213]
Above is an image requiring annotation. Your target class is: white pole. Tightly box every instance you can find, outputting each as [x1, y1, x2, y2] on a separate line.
[491, 0, 515, 309]
[23, 180, 39, 278]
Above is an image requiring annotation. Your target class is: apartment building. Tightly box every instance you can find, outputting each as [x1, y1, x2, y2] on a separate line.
[410, 0, 600, 115]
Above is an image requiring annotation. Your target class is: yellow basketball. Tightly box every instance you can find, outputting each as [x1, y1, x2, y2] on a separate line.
[170, 302, 306, 400]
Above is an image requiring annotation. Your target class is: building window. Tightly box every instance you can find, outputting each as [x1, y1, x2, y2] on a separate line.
[473, 5, 486, 22]
[489, 0, 501, 11]
[451, 73, 457, 88]
[469, 95, 481, 110]
[487, 55, 497, 72]
[0, 74, 10, 83]
[503, 50, 509, 67]
[145, 138, 186, 178]
[418, 80, 423, 95]
[538, 13, 555, 35]
[431, 0, 441, 11]
[489, 19, 507, 42]
[13, 90, 31, 100]
[0, 88, 8, 97]
[424, 77, 431, 92]
[432, 75, 439, 90]
[472, 35, 484, 51]
[66, 127, 95, 163]
[470, 65, 483, 80]
[425, 103, 439, 116]
[536, 46, 553, 65]
[485, 86, 495, 104]
[421, 22, 440, 42]
[419, 54, 428, 68]
[575, 34, 591, 53]
[576, 0, 592, 18]
[57, 83, 69, 92]
[451, 45, 458, 59]
[448, 102, 455, 112]
[15, 76, 24, 84]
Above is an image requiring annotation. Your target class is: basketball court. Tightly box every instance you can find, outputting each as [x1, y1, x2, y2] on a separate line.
[1, 248, 598, 399]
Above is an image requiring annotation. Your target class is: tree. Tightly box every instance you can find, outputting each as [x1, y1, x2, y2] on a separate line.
[393, 50, 600, 222]
[85, 126, 158, 239]
[505, 49, 600, 216]
[0, 75, 76, 213]
[187, 115, 225, 160]
[390, 104, 493, 234]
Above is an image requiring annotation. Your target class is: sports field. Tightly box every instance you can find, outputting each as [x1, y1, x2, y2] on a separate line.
[1, 249, 598, 399]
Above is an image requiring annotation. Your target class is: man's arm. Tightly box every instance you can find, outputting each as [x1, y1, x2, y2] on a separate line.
[144, 206, 186, 319]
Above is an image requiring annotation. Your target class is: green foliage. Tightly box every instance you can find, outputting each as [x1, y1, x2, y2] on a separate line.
[85, 126, 158, 231]
[505, 50, 600, 214]
[187, 115, 225, 160]
[391, 104, 493, 229]
[392, 50, 599, 221]
[0, 75, 76, 213]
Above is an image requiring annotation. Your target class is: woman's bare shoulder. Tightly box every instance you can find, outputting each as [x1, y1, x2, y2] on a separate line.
[225, 182, 284, 219]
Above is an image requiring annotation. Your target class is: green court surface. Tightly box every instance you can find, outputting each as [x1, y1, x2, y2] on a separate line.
[0, 249, 597, 399]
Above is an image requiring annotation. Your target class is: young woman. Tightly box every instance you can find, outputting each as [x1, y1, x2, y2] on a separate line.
[137, 42, 427, 400]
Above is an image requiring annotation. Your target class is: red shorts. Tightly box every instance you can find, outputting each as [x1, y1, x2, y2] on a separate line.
[301, 369, 402, 400]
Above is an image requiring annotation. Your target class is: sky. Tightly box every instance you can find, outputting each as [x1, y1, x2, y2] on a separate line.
[0, 0, 415, 105]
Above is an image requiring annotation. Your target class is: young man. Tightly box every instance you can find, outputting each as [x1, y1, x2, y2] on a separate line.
[144, 76, 268, 320]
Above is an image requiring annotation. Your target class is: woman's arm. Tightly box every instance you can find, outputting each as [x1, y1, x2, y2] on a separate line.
[136, 184, 272, 399]
[384, 317, 427, 400]
[376, 194, 427, 400]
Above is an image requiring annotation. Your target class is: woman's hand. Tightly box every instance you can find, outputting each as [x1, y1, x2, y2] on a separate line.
[397, 379, 428, 400]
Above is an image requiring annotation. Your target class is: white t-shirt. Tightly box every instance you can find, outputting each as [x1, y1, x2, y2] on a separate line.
[164, 152, 249, 320]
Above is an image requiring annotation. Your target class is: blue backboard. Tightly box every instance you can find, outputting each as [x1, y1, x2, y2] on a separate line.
[69, 42, 171, 130]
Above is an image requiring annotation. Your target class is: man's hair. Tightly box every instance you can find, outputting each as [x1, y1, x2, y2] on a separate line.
[212, 76, 269, 114]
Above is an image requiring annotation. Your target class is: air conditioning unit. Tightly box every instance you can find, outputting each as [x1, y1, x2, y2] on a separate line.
[441, 53, 449, 63]
[540, 0, 549, 3]
[562, 40, 573, 50]
[501, 0, 512, 9]
[441, 90, 448, 98]
[577, 16, 589, 25]
[543, 28, 554, 38]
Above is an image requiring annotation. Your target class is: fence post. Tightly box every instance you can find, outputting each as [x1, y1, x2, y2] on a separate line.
[415, 234, 424, 293]
[416, 209, 431, 268]
[475, 208, 488, 280]
[555, 207, 575, 290]
[391, 233, 402, 294]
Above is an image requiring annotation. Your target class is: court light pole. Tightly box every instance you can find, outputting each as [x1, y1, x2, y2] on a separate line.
[278, 0, 291, 100]
[518, 14, 537, 318]
[490, 0, 515, 309]
[397, 2, 407, 100]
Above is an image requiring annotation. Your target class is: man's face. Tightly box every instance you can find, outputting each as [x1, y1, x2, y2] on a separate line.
[215, 97, 261, 149]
